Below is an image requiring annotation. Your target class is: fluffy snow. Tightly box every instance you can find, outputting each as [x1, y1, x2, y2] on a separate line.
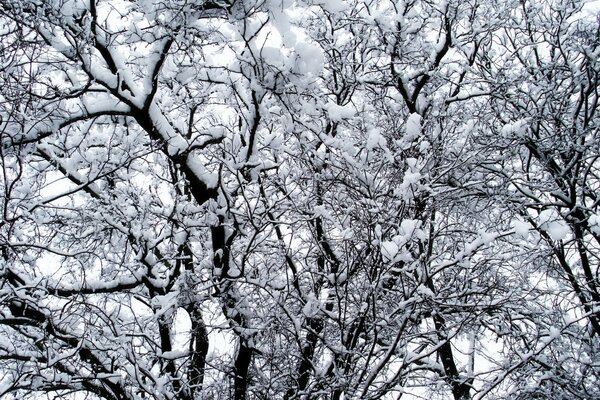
[323, 101, 355, 122]
[261, 47, 288, 70]
[366, 128, 386, 151]
[548, 326, 561, 339]
[538, 209, 569, 241]
[400, 219, 421, 238]
[303, 294, 322, 318]
[381, 241, 399, 262]
[269, 4, 297, 47]
[186, 156, 218, 189]
[545, 223, 570, 241]
[316, 0, 349, 12]
[512, 219, 530, 239]
[404, 113, 422, 141]
[589, 214, 600, 235]
[417, 285, 435, 298]
[294, 41, 324, 75]
[501, 118, 530, 138]
[173, 230, 188, 245]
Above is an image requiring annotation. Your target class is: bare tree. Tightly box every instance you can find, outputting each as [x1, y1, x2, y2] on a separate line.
[458, 1, 600, 397]
[0, 0, 598, 399]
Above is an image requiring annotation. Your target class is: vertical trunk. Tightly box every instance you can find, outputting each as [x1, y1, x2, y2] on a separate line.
[211, 224, 252, 400]
[233, 336, 253, 400]
[187, 306, 209, 395]
[158, 315, 190, 399]
[178, 241, 210, 397]
[284, 317, 324, 400]
[422, 205, 470, 400]
[429, 293, 471, 400]
[433, 318, 471, 399]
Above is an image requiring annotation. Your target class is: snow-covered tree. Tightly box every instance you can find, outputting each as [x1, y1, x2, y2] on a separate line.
[467, 1, 600, 397]
[0, 0, 598, 399]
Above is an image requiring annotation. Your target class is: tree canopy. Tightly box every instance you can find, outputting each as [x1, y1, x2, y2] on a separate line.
[0, 0, 599, 399]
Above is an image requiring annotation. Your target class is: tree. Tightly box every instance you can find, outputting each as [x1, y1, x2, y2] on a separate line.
[0, 0, 598, 399]
[454, 0, 600, 397]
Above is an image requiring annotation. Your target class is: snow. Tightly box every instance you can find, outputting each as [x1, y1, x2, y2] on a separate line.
[269, 2, 297, 47]
[161, 350, 189, 360]
[82, 94, 131, 116]
[404, 113, 422, 141]
[589, 214, 600, 235]
[261, 46, 288, 70]
[538, 209, 569, 241]
[480, 231, 496, 245]
[151, 291, 179, 319]
[147, 102, 188, 155]
[419, 140, 431, 153]
[417, 285, 435, 298]
[143, 252, 158, 266]
[381, 241, 399, 262]
[293, 40, 324, 75]
[173, 230, 188, 245]
[402, 171, 421, 185]
[548, 326, 561, 339]
[510, 219, 529, 239]
[186, 155, 218, 189]
[3, 2, 597, 398]
[366, 128, 386, 151]
[313, 205, 331, 219]
[268, 275, 287, 290]
[400, 219, 421, 237]
[323, 101, 356, 122]
[501, 118, 530, 138]
[545, 222, 569, 241]
[302, 294, 322, 318]
[316, 0, 349, 13]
